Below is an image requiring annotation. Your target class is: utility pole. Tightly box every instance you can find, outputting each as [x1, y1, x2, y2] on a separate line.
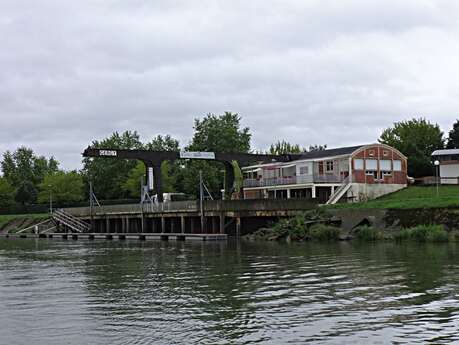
[200, 170, 204, 232]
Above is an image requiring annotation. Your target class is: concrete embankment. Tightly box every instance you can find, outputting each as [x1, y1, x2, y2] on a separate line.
[330, 208, 459, 231]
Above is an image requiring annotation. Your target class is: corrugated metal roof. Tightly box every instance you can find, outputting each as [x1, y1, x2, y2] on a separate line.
[432, 149, 459, 156]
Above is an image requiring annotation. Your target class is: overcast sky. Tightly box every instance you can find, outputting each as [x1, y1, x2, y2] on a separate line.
[1, 0, 459, 170]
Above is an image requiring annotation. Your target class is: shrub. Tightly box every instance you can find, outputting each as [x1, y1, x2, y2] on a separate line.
[309, 224, 340, 241]
[395, 225, 448, 242]
[353, 226, 383, 241]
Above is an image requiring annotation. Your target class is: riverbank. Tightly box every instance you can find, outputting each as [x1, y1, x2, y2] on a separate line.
[328, 185, 459, 210]
[0, 214, 49, 233]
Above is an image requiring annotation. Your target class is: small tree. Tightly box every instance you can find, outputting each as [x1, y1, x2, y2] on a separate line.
[0, 177, 15, 208]
[446, 119, 459, 149]
[15, 181, 37, 205]
[38, 171, 84, 204]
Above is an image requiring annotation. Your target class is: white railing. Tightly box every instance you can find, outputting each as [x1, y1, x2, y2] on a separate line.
[243, 174, 346, 188]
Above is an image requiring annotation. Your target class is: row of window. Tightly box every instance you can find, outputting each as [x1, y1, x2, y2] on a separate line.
[354, 159, 402, 171]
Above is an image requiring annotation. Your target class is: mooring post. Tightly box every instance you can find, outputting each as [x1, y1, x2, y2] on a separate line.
[219, 214, 225, 235]
[181, 216, 185, 234]
[236, 217, 241, 237]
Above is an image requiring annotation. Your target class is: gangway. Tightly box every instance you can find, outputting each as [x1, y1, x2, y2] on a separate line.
[52, 209, 91, 233]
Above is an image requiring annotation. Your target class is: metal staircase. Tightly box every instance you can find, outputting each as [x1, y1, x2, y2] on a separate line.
[326, 178, 351, 205]
[52, 209, 91, 233]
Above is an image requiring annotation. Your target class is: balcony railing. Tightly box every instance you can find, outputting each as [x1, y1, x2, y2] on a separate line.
[243, 174, 346, 188]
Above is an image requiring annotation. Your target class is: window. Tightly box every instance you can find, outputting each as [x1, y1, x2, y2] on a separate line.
[366, 171, 378, 179]
[365, 159, 377, 170]
[368, 150, 375, 157]
[393, 160, 402, 171]
[380, 160, 391, 171]
[354, 159, 364, 170]
[299, 166, 309, 175]
[383, 150, 389, 157]
[326, 161, 334, 172]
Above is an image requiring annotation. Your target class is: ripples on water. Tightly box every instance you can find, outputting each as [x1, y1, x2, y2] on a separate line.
[0, 239, 459, 344]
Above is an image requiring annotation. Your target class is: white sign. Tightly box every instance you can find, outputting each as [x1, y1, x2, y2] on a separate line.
[99, 150, 117, 157]
[148, 167, 154, 190]
[179, 151, 215, 160]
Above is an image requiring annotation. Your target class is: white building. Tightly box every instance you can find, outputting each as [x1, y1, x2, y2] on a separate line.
[432, 149, 459, 184]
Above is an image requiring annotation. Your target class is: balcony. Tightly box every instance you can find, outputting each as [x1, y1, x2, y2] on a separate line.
[243, 174, 346, 188]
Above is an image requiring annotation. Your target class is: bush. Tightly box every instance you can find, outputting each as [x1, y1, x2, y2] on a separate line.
[309, 224, 340, 241]
[395, 225, 448, 242]
[353, 226, 383, 241]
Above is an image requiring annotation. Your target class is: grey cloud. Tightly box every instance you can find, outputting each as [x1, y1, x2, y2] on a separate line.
[1, 0, 458, 169]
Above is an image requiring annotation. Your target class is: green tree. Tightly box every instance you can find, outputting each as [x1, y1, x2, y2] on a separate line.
[446, 119, 459, 149]
[188, 112, 251, 153]
[379, 118, 444, 177]
[37, 171, 84, 204]
[308, 144, 327, 152]
[0, 177, 15, 208]
[122, 160, 177, 198]
[181, 112, 252, 197]
[15, 181, 38, 205]
[82, 131, 143, 200]
[268, 140, 304, 155]
[1, 147, 59, 187]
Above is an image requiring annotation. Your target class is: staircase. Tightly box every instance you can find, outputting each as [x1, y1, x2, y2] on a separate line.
[52, 209, 91, 233]
[326, 178, 352, 205]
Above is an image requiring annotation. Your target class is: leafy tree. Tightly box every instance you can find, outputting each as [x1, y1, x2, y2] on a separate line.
[379, 118, 444, 177]
[268, 140, 304, 154]
[82, 131, 143, 200]
[122, 160, 177, 198]
[37, 171, 84, 204]
[15, 181, 38, 205]
[308, 144, 327, 152]
[145, 134, 180, 151]
[181, 112, 252, 197]
[446, 119, 459, 149]
[1, 147, 59, 187]
[188, 112, 251, 153]
[0, 177, 15, 207]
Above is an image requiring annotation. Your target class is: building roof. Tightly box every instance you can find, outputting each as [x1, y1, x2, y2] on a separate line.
[295, 145, 366, 160]
[432, 149, 459, 156]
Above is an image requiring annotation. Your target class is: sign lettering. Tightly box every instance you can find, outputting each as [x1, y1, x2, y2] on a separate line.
[179, 151, 215, 160]
[99, 150, 117, 157]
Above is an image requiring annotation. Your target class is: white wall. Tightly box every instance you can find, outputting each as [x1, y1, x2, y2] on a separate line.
[440, 164, 459, 184]
[347, 183, 406, 202]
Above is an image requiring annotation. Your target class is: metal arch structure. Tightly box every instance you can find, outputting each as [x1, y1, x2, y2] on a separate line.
[82, 147, 295, 202]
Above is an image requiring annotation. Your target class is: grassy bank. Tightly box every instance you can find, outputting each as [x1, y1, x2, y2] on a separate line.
[329, 185, 459, 210]
[0, 214, 49, 233]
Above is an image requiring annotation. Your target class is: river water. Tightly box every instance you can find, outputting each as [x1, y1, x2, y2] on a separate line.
[0, 239, 458, 344]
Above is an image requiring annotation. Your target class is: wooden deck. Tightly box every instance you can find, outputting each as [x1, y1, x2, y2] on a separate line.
[0, 232, 227, 241]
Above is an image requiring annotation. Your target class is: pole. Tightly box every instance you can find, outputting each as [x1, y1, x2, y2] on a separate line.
[200, 170, 204, 232]
[49, 185, 53, 214]
[89, 179, 94, 231]
[436, 164, 439, 197]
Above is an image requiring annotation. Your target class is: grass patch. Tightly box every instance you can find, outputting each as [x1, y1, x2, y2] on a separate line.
[0, 214, 49, 231]
[309, 224, 340, 241]
[353, 226, 384, 241]
[328, 185, 459, 210]
[394, 225, 448, 242]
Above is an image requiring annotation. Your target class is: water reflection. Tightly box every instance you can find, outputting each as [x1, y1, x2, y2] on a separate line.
[0, 239, 459, 344]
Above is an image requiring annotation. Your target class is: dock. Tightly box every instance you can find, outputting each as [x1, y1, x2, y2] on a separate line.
[0, 232, 227, 241]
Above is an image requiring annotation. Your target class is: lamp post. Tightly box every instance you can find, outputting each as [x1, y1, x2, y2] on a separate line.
[434, 160, 440, 197]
